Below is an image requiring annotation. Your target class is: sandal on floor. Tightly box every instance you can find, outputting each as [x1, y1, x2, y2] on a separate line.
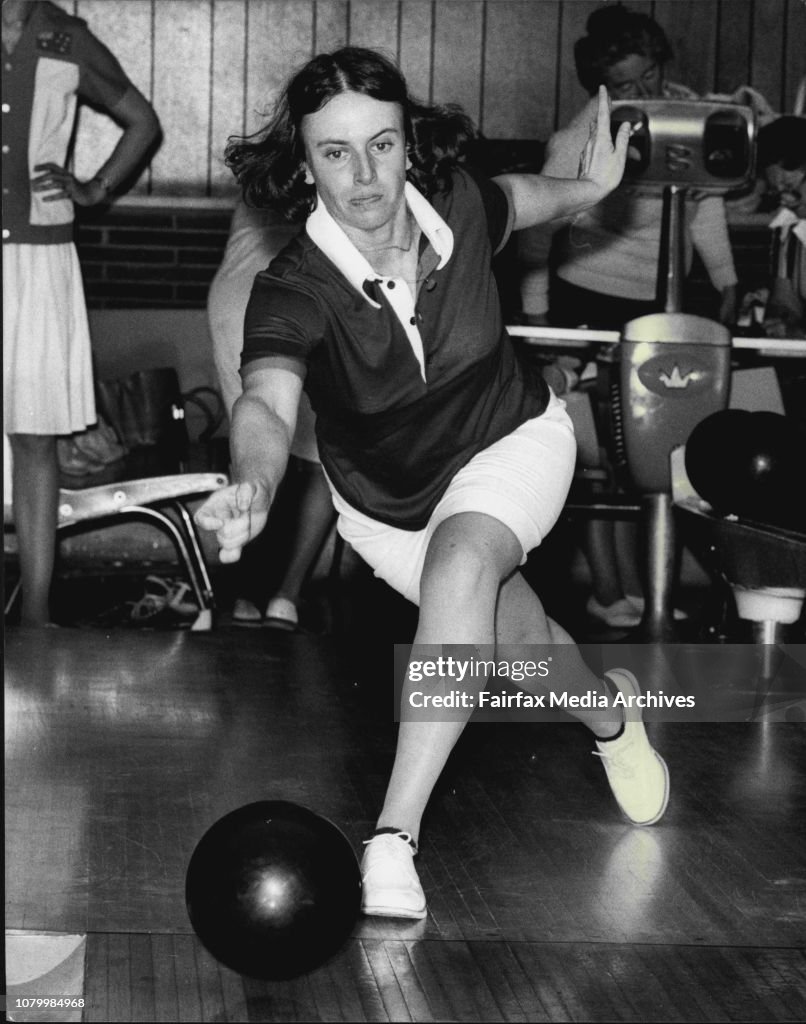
[232, 598, 263, 626]
[263, 597, 298, 631]
[130, 576, 198, 623]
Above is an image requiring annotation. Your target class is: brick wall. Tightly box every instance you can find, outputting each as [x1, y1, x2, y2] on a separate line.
[76, 202, 233, 310]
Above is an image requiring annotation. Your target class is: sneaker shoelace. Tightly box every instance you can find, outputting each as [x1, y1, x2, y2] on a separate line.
[592, 741, 639, 778]
[363, 830, 418, 855]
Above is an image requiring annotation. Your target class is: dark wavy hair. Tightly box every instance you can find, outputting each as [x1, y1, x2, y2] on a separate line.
[226, 46, 477, 221]
[574, 3, 673, 95]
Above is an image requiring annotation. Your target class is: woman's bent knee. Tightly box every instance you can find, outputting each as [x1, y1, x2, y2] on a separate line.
[420, 513, 522, 602]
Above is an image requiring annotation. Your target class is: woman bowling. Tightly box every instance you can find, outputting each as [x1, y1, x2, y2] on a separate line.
[195, 46, 669, 920]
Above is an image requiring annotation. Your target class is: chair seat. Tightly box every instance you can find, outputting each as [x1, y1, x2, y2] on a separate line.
[57, 473, 228, 526]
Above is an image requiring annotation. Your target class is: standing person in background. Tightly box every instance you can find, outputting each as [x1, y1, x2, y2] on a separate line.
[3, 0, 160, 626]
[518, 2, 739, 629]
[208, 199, 335, 628]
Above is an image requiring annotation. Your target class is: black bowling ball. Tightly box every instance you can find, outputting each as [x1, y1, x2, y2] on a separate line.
[685, 410, 804, 528]
[186, 800, 362, 979]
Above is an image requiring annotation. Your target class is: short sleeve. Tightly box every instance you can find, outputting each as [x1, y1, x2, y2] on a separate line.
[241, 271, 325, 372]
[462, 168, 515, 256]
[75, 23, 133, 110]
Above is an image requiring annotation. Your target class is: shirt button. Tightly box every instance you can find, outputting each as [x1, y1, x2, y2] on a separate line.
[409, 316, 416, 325]
[2, 145, 9, 154]
[1, 104, 9, 113]
[2, 229, 10, 239]
[386, 280, 395, 289]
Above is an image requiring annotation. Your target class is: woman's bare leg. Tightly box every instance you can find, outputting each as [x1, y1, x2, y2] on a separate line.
[377, 520, 624, 841]
[376, 512, 521, 842]
[9, 433, 59, 626]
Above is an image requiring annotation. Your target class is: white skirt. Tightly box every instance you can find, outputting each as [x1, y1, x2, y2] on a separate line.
[3, 243, 95, 435]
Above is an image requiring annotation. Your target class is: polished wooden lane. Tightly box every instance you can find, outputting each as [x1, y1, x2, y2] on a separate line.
[5, 620, 805, 1022]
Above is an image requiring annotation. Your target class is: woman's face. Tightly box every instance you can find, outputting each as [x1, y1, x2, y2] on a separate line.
[765, 162, 806, 207]
[301, 91, 409, 238]
[603, 53, 664, 100]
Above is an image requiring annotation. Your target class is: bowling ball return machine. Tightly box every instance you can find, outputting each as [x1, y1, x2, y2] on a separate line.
[603, 98, 762, 639]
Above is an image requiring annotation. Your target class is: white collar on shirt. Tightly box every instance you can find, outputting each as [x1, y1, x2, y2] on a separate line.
[305, 181, 454, 308]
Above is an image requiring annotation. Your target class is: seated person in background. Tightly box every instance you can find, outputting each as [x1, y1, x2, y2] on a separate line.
[208, 200, 335, 628]
[517, 2, 738, 628]
[735, 116, 806, 337]
[520, 2, 739, 331]
[755, 116, 806, 217]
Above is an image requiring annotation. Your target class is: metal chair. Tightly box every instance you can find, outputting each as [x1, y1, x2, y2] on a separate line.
[4, 472, 227, 630]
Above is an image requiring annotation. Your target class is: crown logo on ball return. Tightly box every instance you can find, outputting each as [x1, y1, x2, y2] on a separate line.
[658, 364, 695, 389]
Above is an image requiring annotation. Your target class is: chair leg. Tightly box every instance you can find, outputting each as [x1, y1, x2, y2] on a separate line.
[121, 506, 214, 631]
[170, 501, 216, 614]
[6, 497, 221, 629]
[5, 577, 22, 618]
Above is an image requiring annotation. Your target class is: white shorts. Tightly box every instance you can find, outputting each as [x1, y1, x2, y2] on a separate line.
[3, 243, 95, 435]
[329, 391, 576, 605]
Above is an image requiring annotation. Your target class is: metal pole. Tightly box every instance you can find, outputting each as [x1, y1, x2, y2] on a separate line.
[658, 185, 687, 314]
[638, 492, 679, 641]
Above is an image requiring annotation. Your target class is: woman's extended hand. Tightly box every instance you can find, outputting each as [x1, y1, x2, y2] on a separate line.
[195, 481, 271, 564]
[577, 85, 632, 199]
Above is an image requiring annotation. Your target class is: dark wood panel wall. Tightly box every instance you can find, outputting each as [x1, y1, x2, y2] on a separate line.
[62, 0, 805, 199]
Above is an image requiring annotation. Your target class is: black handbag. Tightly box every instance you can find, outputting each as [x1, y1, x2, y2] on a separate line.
[95, 367, 189, 474]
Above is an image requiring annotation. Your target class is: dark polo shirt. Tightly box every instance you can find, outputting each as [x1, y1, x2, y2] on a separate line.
[242, 168, 550, 530]
[2, 1, 130, 245]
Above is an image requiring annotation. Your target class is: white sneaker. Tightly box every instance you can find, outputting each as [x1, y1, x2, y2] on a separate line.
[360, 831, 426, 919]
[594, 669, 670, 826]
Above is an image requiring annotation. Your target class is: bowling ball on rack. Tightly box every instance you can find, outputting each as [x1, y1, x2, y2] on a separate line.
[685, 410, 804, 528]
[186, 800, 362, 979]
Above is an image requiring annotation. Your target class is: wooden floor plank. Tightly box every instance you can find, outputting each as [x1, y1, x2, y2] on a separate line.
[467, 940, 543, 1022]
[128, 934, 157, 1023]
[82, 933, 108, 1024]
[676, 944, 767, 1021]
[508, 943, 578, 1022]
[423, 940, 504, 1022]
[633, 945, 724, 1022]
[149, 933, 180, 1024]
[362, 939, 415, 1022]
[320, 948, 372, 1023]
[171, 934, 206, 1024]
[733, 948, 806, 1021]
[401, 939, 460, 1021]
[5, 626, 806, 1022]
